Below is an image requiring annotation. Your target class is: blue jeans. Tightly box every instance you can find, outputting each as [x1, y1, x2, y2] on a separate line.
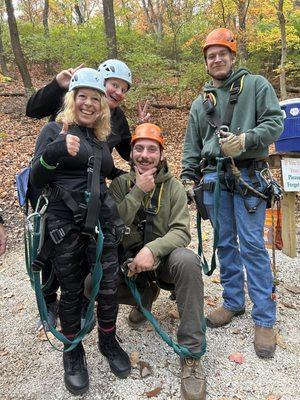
[203, 168, 276, 328]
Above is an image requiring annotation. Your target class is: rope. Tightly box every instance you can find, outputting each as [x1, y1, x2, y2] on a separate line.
[123, 273, 206, 359]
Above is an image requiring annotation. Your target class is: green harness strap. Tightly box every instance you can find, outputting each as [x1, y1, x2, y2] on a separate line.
[197, 157, 224, 276]
[123, 273, 206, 358]
[32, 224, 104, 352]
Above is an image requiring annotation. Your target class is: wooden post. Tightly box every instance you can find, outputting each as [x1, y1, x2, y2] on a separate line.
[281, 192, 297, 257]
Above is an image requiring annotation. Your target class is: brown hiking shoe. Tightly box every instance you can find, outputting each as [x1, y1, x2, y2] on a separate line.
[128, 282, 160, 328]
[206, 306, 245, 328]
[254, 325, 276, 358]
[180, 357, 206, 400]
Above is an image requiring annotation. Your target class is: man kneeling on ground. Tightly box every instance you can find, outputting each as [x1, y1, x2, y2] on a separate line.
[109, 123, 206, 400]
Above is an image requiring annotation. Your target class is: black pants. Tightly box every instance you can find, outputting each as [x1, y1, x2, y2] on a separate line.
[50, 228, 119, 336]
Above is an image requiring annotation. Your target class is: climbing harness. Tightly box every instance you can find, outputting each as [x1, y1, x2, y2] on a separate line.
[120, 176, 206, 358]
[16, 125, 108, 351]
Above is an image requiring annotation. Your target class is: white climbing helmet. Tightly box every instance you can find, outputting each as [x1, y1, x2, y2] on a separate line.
[69, 67, 105, 94]
[97, 59, 132, 88]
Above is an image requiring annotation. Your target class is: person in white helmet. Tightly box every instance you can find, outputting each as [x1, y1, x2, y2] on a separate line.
[26, 60, 151, 331]
[26, 60, 150, 162]
[30, 68, 131, 395]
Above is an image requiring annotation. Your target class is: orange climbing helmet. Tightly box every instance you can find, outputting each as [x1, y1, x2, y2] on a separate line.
[203, 28, 237, 54]
[131, 123, 165, 148]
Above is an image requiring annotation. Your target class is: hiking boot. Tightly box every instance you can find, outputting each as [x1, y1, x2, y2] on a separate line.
[63, 342, 89, 395]
[36, 300, 58, 331]
[180, 357, 206, 400]
[98, 329, 131, 379]
[206, 306, 245, 328]
[254, 325, 276, 358]
[128, 282, 160, 328]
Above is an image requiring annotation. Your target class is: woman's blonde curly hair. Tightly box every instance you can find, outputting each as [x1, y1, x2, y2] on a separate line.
[56, 88, 110, 141]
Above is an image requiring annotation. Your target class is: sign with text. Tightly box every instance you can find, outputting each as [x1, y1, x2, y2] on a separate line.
[281, 157, 300, 192]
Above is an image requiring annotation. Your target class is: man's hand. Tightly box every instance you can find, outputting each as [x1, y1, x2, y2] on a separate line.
[0, 224, 7, 256]
[137, 100, 151, 124]
[182, 179, 194, 204]
[135, 166, 156, 193]
[127, 247, 156, 275]
[219, 130, 245, 157]
[60, 121, 80, 156]
[56, 64, 85, 89]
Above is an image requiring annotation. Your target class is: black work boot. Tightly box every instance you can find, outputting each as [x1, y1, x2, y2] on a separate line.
[63, 342, 89, 395]
[98, 329, 131, 379]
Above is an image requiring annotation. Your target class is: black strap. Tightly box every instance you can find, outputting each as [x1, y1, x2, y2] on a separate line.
[203, 74, 245, 131]
[83, 139, 102, 236]
[143, 183, 162, 244]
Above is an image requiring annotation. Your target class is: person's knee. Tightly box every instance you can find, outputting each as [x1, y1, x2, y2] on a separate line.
[169, 248, 202, 277]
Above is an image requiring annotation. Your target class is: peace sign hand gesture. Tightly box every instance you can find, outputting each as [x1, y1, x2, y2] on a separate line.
[137, 100, 151, 124]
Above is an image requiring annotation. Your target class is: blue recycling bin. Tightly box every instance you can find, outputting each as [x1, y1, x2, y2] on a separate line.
[275, 98, 300, 152]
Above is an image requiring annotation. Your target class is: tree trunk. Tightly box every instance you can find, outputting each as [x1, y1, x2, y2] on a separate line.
[277, 0, 287, 100]
[43, 0, 52, 75]
[74, 1, 84, 24]
[4, 0, 33, 95]
[0, 19, 9, 76]
[234, 0, 250, 62]
[102, 0, 117, 58]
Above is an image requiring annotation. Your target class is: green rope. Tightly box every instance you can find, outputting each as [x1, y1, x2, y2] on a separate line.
[123, 274, 206, 359]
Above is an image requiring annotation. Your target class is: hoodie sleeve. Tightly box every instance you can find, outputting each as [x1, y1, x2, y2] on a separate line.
[244, 76, 283, 149]
[181, 97, 204, 181]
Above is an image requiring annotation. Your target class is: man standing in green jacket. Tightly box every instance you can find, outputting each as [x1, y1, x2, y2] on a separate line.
[110, 123, 206, 400]
[181, 28, 283, 359]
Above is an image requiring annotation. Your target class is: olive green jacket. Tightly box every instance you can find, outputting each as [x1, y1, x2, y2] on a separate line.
[109, 164, 191, 261]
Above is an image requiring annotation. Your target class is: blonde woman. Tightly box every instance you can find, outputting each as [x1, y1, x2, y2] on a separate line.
[30, 68, 131, 395]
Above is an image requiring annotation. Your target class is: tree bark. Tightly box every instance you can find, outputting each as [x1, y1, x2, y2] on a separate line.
[0, 19, 9, 76]
[102, 0, 117, 58]
[277, 0, 287, 100]
[4, 0, 33, 95]
[74, 1, 84, 24]
[43, 0, 52, 74]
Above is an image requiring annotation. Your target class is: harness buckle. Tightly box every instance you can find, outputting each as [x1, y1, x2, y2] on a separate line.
[49, 227, 66, 244]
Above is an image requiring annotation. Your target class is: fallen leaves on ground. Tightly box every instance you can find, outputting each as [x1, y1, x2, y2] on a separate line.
[0, 350, 9, 356]
[138, 360, 152, 378]
[37, 329, 54, 342]
[275, 333, 288, 349]
[280, 301, 297, 310]
[211, 276, 220, 284]
[228, 352, 245, 364]
[169, 309, 180, 319]
[130, 351, 140, 367]
[284, 284, 300, 295]
[265, 395, 282, 400]
[145, 386, 162, 398]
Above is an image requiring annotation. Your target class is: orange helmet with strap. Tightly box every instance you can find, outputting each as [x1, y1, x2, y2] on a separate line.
[203, 28, 237, 54]
[131, 123, 165, 148]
